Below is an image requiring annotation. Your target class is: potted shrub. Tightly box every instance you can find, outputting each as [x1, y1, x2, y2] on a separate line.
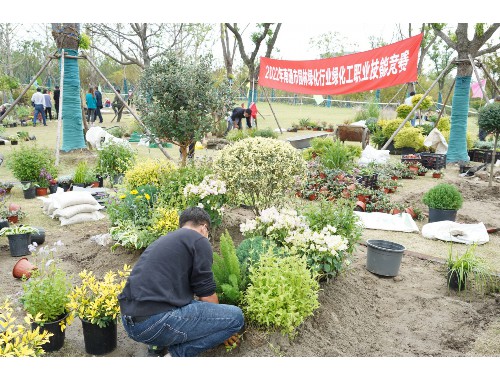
[96, 142, 136, 186]
[8, 135, 18, 145]
[21, 241, 74, 352]
[477, 101, 500, 187]
[446, 244, 491, 292]
[68, 265, 131, 355]
[57, 175, 73, 192]
[7, 144, 58, 184]
[432, 169, 444, 179]
[0, 298, 53, 357]
[0, 225, 39, 257]
[422, 183, 463, 223]
[394, 127, 425, 155]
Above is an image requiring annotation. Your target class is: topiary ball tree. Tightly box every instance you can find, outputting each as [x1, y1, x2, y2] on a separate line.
[422, 183, 463, 211]
[478, 102, 500, 187]
[213, 137, 307, 215]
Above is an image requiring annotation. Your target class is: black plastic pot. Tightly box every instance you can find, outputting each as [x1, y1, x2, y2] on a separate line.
[0, 219, 9, 230]
[447, 269, 467, 291]
[49, 184, 58, 194]
[30, 227, 46, 245]
[81, 319, 117, 355]
[23, 187, 36, 199]
[428, 208, 457, 223]
[31, 313, 68, 352]
[7, 233, 32, 257]
[96, 175, 104, 188]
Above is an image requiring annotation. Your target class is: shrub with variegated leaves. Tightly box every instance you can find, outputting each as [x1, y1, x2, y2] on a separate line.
[213, 137, 307, 214]
[124, 159, 177, 189]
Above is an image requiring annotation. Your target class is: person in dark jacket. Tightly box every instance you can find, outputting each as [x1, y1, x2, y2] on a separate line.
[227, 107, 252, 133]
[112, 89, 124, 122]
[94, 86, 104, 123]
[119, 207, 244, 357]
[53, 86, 60, 119]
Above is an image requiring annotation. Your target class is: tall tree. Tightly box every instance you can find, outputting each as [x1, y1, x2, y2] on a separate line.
[220, 23, 238, 78]
[51, 23, 87, 152]
[224, 23, 282, 95]
[432, 23, 500, 162]
[427, 35, 455, 110]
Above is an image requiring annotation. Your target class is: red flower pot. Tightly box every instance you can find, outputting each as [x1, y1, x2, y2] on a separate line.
[35, 187, 48, 196]
[13, 258, 37, 279]
[7, 215, 19, 224]
[354, 201, 366, 212]
[308, 194, 317, 201]
[405, 207, 416, 219]
[432, 173, 441, 179]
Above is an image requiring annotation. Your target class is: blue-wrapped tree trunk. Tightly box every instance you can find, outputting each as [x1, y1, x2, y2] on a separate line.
[447, 76, 471, 163]
[60, 48, 86, 152]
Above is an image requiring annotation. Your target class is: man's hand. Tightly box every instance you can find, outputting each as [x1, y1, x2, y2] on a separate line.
[224, 333, 240, 349]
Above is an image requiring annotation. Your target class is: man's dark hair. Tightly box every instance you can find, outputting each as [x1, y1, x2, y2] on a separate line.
[409, 91, 416, 96]
[36, 87, 41, 92]
[55, 86, 59, 89]
[179, 207, 211, 228]
[245, 108, 252, 115]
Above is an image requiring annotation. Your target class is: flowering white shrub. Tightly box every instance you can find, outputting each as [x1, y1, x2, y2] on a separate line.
[184, 175, 227, 227]
[213, 137, 307, 214]
[240, 206, 308, 243]
[240, 207, 349, 280]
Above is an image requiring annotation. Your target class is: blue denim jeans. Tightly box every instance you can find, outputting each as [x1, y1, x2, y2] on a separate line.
[33, 104, 46, 125]
[121, 300, 244, 357]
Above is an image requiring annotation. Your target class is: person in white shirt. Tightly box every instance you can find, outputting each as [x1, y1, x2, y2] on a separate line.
[31, 87, 47, 126]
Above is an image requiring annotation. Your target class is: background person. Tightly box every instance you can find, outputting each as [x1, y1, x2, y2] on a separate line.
[119, 207, 244, 357]
[405, 91, 416, 126]
[227, 106, 252, 133]
[94, 86, 104, 123]
[112, 89, 124, 122]
[85, 87, 97, 126]
[43, 89, 53, 121]
[53, 85, 60, 119]
[31, 87, 46, 126]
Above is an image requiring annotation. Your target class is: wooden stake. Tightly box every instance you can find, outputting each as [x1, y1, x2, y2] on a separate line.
[469, 54, 489, 103]
[83, 53, 173, 161]
[261, 86, 283, 134]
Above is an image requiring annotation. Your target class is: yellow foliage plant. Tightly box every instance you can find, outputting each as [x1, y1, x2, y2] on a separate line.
[67, 265, 131, 328]
[124, 159, 176, 189]
[149, 207, 179, 236]
[0, 298, 52, 357]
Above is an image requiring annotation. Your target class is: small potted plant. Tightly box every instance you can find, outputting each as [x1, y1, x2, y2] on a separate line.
[36, 168, 53, 196]
[21, 241, 74, 352]
[57, 175, 73, 192]
[446, 244, 492, 292]
[21, 182, 36, 199]
[73, 161, 89, 187]
[0, 205, 26, 224]
[67, 265, 131, 355]
[0, 225, 39, 257]
[8, 135, 18, 145]
[0, 181, 14, 194]
[16, 105, 32, 126]
[432, 169, 444, 179]
[422, 183, 463, 223]
[96, 141, 136, 186]
[416, 162, 428, 176]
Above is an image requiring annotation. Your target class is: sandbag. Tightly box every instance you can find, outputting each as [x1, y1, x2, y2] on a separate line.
[52, 204, 104, 219]
[60, 211, 105, 226]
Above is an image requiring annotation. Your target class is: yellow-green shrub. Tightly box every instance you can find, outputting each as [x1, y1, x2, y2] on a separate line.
[124, 159, 176, 188]
[149, 207, 179, 236]
[394, 127, 425, 150]
[436, 117, 451, 133]
[213, 137, 307, 214]
[382, 118, 412, 139]
[396, 104, 413, 119]
[412, 94, 434, 110]
[243, 252, 320, 337]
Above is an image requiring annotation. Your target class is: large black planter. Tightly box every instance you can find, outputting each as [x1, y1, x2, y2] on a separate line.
[428, 208, 457, 223]
[7, 233, 32, 257]
[31, 313, 68, 352]
[23, 187, 36, 199]
[81, 319, 117, 355]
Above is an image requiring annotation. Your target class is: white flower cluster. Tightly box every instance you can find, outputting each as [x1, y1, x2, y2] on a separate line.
[183, 175, 227, 199]
[240, 206, 308, 238]
[284, 226, 348, 258]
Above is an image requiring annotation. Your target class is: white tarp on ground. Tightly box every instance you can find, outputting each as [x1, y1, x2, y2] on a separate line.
[354, 211, 419, 233]
[358, 145, 390, 166]
[421, 221, 489, 245]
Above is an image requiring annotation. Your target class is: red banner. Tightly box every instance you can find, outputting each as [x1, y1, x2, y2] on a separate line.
[258, 33, 423, 95]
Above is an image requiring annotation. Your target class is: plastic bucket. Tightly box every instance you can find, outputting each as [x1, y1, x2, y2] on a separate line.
[31, 313, 68, 352]
[7, 233, 32, 257]
[366, 239, 405, 277]
[81, 319, 117, 355]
